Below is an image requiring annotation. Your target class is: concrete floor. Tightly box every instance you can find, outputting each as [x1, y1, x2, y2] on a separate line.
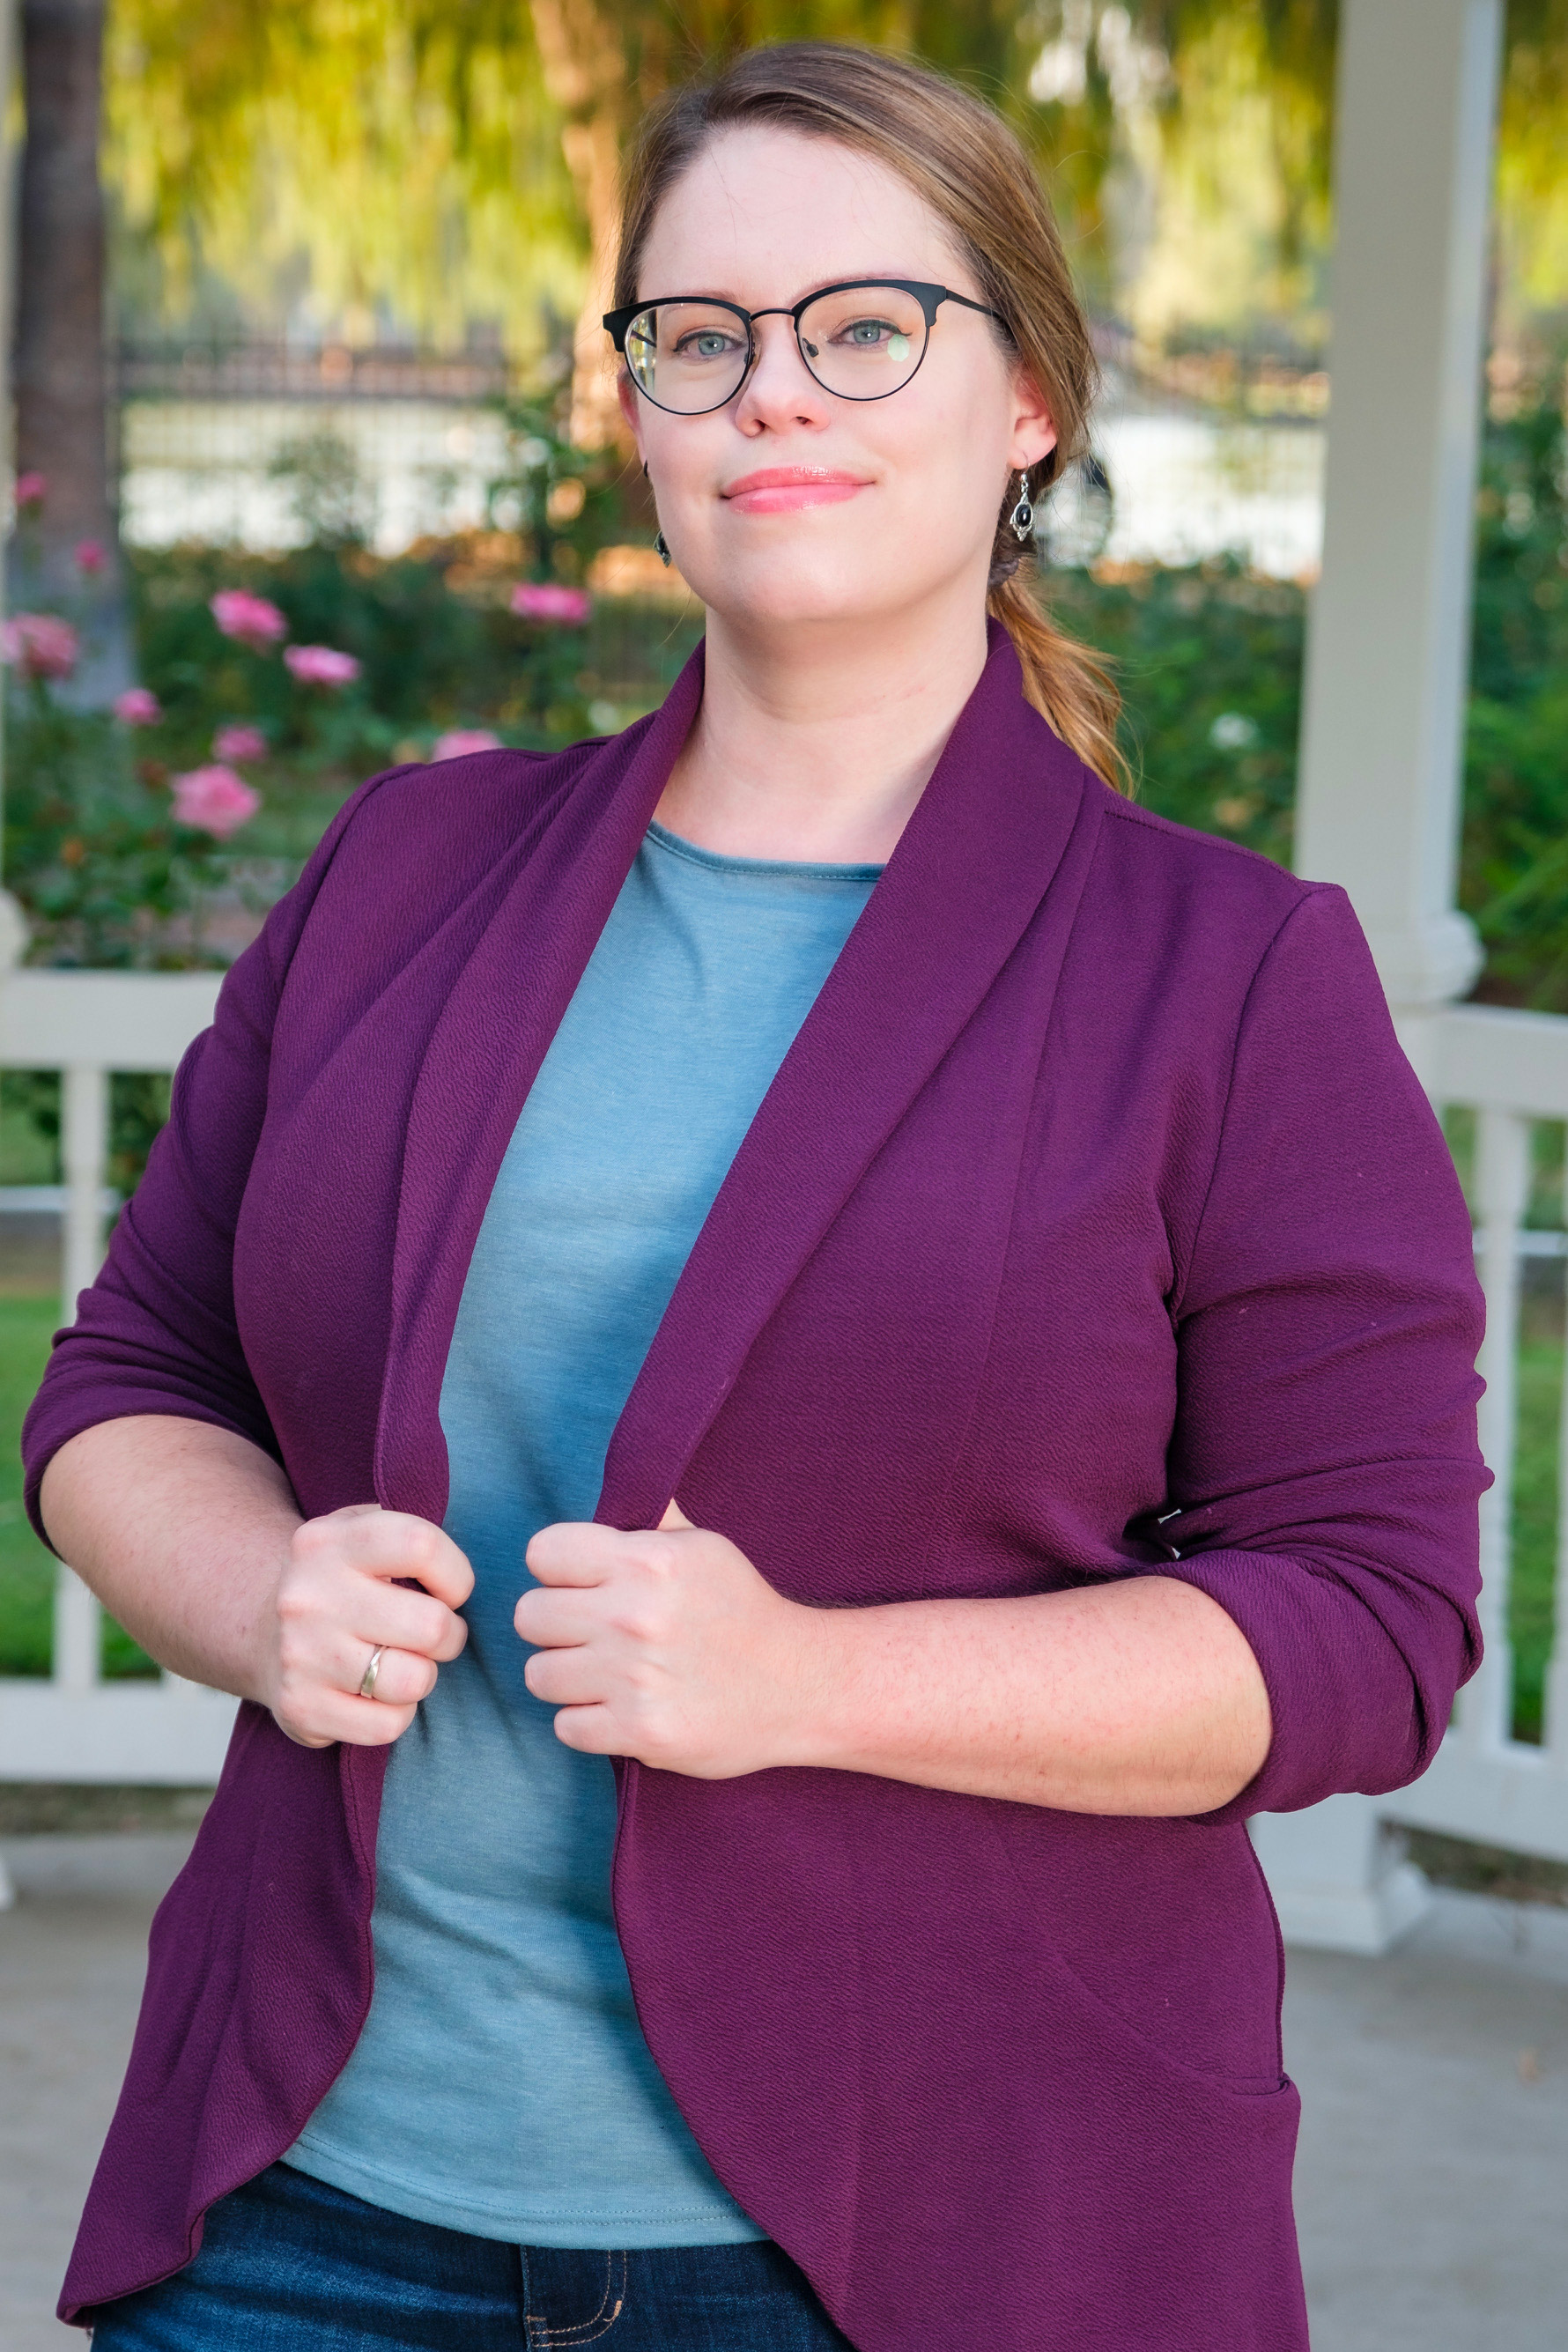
[1, 1837, 1565, 2350]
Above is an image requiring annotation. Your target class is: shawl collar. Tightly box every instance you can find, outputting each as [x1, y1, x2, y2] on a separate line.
[374, 652, 705, 1520]
[598, 623, 1099, 1529]
[375, 622, 1099, 1537]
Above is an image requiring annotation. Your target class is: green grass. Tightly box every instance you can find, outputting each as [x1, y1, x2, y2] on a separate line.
[1509, 1335, 1561, 1742]
[0, 1292, 157, 1678]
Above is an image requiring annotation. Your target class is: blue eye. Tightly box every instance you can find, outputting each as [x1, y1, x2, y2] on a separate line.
[673, 329, 742, 362]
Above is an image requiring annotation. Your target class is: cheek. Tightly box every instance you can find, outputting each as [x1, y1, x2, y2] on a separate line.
[644, 417, 729, 505]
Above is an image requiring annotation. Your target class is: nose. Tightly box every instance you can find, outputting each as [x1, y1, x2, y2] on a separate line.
[731, 313, 832, 434]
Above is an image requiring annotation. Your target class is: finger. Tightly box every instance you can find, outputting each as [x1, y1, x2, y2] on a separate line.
[275, 1690, 419, 1750]
[298, 1508, 476, 1609]
[659, 1498, 695, 1532]
[551, 1702, 624, 1756]
[525, 1521, 636, 1585]
[523, 1646, 604, 1706]
[514, 1586, 597, 1649]
[350, 1645, 439, 1710]
[348, 1586, 469, 1663]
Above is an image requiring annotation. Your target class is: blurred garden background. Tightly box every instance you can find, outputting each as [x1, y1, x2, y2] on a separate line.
[1, 0, 1566, 1737]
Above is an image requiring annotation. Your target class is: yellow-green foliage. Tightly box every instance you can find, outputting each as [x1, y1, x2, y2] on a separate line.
[107, 1, 588, 358]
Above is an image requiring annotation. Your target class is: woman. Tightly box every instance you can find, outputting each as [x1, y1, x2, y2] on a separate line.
[26, 41, 1484, 2352]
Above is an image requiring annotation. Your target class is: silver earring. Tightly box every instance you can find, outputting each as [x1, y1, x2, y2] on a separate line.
[654, 529, 671, 567]
[1008, 471, 1034, 544]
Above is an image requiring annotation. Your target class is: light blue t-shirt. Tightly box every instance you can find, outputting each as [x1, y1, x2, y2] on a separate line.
[285, 820, 880, 2245]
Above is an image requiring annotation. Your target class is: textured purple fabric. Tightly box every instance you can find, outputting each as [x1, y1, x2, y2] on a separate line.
[25, 625, 1486, 2349]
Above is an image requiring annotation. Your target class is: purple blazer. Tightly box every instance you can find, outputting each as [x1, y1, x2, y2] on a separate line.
[25, 625, 1485, 2349]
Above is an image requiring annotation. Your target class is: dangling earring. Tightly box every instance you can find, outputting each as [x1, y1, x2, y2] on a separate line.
[654, 529, 671, 567]
[1008, 470, 1034, 544]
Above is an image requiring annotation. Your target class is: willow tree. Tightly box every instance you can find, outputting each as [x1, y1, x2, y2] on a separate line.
[103, 1, 1049, 449]
[81, 0, 1568, 482]
[107, 1, 586, 364]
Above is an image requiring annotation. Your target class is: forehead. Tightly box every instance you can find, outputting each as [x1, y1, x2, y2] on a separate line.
[637, 124, 967, 303]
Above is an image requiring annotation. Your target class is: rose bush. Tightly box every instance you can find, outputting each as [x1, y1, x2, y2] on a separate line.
[170, 764, 263, 838]
[432, 729, 503, 758]
[211, 588, 289, 650]
[212, 723, 269, 764]
[284, 644, 360, 686]
[1, 613, 81, 681]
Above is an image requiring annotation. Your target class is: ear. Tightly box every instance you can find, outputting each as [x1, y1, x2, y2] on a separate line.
[1010, 366, 1058, 476]
[617, 373, 645, 456]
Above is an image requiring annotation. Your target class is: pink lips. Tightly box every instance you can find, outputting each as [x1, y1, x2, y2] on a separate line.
[721, 468, 869, 514]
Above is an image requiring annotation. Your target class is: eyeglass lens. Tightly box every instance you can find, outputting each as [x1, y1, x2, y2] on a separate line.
[623, 285, 930, 414]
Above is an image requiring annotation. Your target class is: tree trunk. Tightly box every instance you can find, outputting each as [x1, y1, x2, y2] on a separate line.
[529, 0, 637, 453]
[11, 0, 130, 702]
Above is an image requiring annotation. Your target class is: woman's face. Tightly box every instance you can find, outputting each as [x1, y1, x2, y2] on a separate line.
[622, 127, 1056, 640]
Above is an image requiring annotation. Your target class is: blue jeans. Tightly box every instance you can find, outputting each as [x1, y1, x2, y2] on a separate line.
[86, 2164, 854, 2350]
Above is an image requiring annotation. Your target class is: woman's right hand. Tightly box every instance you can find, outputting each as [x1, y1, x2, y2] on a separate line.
[265, 1503, 474, 1749]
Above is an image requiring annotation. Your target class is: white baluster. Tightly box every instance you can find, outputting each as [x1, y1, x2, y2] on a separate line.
[55, 1061, 110, 1692]
[1461, 1106, 1530, 1752]
[1544, 1153, 1568, 1770]
[61, 1061, 110, 1316]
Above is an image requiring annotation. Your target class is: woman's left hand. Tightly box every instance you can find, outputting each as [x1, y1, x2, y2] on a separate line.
[515, 1504, 827, 1775]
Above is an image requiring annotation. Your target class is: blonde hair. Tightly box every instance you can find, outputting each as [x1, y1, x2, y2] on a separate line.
[612, 41, 1127, 793]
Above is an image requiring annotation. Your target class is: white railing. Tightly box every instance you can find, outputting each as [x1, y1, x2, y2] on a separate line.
[1374, 1004, 1568, 1861]
[0, 969, 239, 1782]
[0, 975, 1565, 1949]
[1254, 999, 1568, 1949]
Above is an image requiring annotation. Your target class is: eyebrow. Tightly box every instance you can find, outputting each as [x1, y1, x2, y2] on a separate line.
[636, 271, 941, 307]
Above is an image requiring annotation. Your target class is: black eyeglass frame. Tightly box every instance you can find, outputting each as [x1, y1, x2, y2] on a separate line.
[602, 279, 1009, 415]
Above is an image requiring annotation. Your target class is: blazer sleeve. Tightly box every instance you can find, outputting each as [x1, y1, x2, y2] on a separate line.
[20, 769, 412, 1548]
[1160, 883, 1488, 1819]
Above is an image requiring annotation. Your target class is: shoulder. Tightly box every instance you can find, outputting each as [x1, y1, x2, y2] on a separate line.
[1093, 782, 1312, 919]
[302, 722, 648, 913]
[1047, 772, 1382, 1076]
[330, 732, 614, 866]
[237, 722, 647, 1026]
[1077, 773, 1356, 975]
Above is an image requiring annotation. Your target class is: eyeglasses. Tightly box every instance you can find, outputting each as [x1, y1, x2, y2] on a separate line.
[602, 279, 1007, 418]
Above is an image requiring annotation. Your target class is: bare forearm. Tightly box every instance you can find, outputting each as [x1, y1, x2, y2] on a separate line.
[39, 1415, 301, 1701]
[792, 1576, 1272, 1816]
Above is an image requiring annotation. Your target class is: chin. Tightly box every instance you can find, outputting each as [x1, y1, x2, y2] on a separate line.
[690, 548, 928, 637]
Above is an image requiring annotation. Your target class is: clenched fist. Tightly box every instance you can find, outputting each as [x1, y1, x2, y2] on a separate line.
[265, 1505, 474, 1749]
[515, 1503, 833, 1778]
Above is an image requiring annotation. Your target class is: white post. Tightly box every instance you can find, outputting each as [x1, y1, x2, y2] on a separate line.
[1460, 1107, 1528, 1749]
[55, 1061, 109, 1690]
[1253, 0, 1505, 1951]
[1292, 0, 1505, 1077]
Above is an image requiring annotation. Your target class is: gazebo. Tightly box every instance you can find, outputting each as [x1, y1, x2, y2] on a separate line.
[0, 0, 1564, 1951]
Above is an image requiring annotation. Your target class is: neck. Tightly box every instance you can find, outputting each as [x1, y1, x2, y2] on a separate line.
[655, 590, 992, 864]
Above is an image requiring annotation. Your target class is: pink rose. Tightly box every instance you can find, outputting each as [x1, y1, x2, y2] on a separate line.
[13, 471, 46, 508]
[431, 729, 502, 760]
[284, 644, 360, 687]
[170, 764, 262, 839]
[210, 588, 288, 650]
[509, 582, 592, 625]
[75, 538, 107, 575]
[212, 723, 269, 763]
[114, 686, 163, 726]
[0, 612, 79, 680]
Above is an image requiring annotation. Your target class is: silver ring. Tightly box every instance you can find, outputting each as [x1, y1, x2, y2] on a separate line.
[358, 1645, 388, 1701]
